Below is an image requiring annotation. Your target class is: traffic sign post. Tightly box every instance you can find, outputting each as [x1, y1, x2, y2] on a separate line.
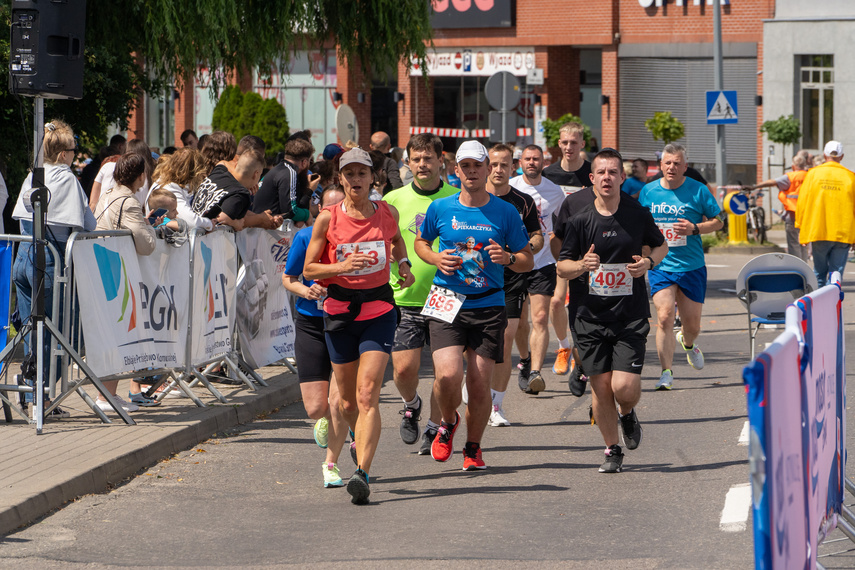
[706, 90, 738, 125]
[484, 71, 520, 143]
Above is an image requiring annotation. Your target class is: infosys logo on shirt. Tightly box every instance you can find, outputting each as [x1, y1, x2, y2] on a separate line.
[451, 216, 493, 232]
[650, 202, 686, 216]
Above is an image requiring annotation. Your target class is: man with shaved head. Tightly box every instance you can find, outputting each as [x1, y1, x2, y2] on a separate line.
[370, 131, 403, 194]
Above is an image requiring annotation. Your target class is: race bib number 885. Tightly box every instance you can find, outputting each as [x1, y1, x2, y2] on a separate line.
[589, 263, 633, 296]
[336, 240, 386, 276]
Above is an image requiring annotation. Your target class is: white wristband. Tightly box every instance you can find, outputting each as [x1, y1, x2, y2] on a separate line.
[398, 257, 411, 268]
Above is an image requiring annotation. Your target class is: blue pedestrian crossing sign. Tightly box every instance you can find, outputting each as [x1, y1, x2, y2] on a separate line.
[706, 91, 738, 124]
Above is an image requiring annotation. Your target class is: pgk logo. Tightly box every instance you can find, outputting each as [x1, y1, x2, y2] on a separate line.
[94, 244, 137, 332]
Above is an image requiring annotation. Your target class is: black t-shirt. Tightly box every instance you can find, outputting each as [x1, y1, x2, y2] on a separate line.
[561, 193, 665, 322]
[554, 187, 596, 297]
[191, 165, 251, 220]
[253, 159, 301, 218]
[497, 187, 540, 289]
[543, 160, 592, 190]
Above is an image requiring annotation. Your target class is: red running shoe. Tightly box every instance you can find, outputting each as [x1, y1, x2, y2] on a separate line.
[431, 411, 460, 462]
[462, 443, 486, 471]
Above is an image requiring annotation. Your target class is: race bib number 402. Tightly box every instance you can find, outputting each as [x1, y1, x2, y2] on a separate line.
[336, 240, 386, 276]
[589, 263, 633, 297]
[421, 285, 466, 323]
[658, 223, 687, 247]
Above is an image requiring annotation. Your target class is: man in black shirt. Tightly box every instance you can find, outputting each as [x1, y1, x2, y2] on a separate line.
[485, 144, 543, 427]
[542, 122, 592, 194]
[192, 149, 281, 230]
[252, 137, 315, 223]
[557, 149, 668, 474]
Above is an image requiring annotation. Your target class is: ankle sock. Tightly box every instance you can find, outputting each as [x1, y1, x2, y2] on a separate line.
[403, 394, 420, 408]
[558, 337, 571, 349]
[425, 419, 439, 431]
[491, 389, 505, 407]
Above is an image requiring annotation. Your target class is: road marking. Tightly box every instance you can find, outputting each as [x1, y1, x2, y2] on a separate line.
[720, 483, 751, 532]
[738, 421, 749, 446]
[707, 264, 729, 268]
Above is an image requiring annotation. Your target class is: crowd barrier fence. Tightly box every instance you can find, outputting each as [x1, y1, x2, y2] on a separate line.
[744, 272, 848, 569]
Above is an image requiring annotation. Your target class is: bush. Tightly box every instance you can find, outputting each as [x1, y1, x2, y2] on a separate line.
[541, 113, 592, 150]
[212, 86, 289, 156]
[644, 111, 684, 145]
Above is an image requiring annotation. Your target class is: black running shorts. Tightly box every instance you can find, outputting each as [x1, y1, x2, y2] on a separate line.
[574, 316, 650, 376]
[428, 306, 507, 363]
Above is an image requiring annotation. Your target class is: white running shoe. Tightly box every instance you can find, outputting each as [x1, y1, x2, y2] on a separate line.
[677, 331, 705, 370]
[488, 404, 511, 427]
[96, 395, 139, 413]
[656, 369, 673, 391]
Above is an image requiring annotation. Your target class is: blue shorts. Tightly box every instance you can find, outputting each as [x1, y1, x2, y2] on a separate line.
[325, 309, 397, 364]
[648, 266, 708, 304]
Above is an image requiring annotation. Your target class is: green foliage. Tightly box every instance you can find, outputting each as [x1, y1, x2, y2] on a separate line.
[540, 113, 592, 149]
[212, 87, 290, 155]
[644, 111, 685, 145]
[760, 115, 801, 146]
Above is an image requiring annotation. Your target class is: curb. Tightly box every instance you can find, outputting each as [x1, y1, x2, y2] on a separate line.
[0, 374, 302, 536]
[708, 244, 784, 255]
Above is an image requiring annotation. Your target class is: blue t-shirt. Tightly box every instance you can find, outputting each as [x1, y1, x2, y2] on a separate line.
[622, 176, 645, 197]
[639, 178, 721, 273]
[420, 193, 529, 308]
[283, 226, 323, 318]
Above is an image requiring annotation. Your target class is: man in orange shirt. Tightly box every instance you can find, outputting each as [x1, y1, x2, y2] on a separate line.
[753, 154, 809, 261]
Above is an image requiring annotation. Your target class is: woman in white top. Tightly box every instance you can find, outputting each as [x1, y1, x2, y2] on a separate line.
[11, 120, 96, 419]
[148, 147, 213, 231]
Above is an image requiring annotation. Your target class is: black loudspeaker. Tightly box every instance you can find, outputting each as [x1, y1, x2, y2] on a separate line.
[9, 0, 86, 100]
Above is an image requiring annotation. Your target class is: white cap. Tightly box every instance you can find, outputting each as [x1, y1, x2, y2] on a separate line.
[824, 140, 843, 157]
[339, 147, 373, 169]
[456, 140, 488, 163]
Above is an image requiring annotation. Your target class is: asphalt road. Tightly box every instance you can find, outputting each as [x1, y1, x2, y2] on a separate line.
[3, 254, 855, 568]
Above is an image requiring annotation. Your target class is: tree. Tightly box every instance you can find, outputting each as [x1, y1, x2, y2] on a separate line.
[212, 87, 290, 155]
[0, 1, 432, 201]
[644, 111, 685, 145]
[760, 115, 801, 159]
[541, 113, 592, 150]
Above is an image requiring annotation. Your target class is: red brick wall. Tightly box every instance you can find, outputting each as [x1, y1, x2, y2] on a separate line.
[336, 51, 372, 147]
[601, 46, 619, 149]
[544, 46, 580, 119]
[174, 76, 195, 147]
[397, 62, 435, 148]
[126, 102, 145, 141]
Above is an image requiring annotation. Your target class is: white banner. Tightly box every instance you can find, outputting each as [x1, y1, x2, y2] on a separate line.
[410, 47, 535, 77]
[190, 230, 238, 364]
[73, 236, 190, 377]
[235, 228, 296, 368]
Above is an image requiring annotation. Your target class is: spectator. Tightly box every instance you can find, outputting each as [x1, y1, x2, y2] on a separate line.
[795, 140, 855, 286]
[149, 148, 212, 231]
[180, 129, 199, 149]
[126, 139, 157, 206]
[752, 154, 809, 261]
[191, 148, 280, 230]
[93, 153, 159, 412]
[400, 149, 413, 186]
[251, 136, 316, 223]
[200, 131, 238, 176]
[11, 120, 95, 419]
[147, 187, 189, 246]
[369, 131, 404, 193]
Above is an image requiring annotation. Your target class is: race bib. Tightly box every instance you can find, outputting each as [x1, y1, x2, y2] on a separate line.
[589, 263, 633, 297]
[561, 185, 584, 196]
[658, 223, 687, 247]
[421, 285, 466, 323]
[336, 240, 386, 276]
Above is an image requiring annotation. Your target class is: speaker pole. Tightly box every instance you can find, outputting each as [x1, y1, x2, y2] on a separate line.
[28, 96, 47, 433]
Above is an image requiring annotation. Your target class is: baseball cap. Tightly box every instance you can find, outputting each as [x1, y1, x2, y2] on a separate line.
[338, 147, 373, 169]
[824, 140, 843, 157]
[323, 143, 344, 160]
[456, 140, 488, 163]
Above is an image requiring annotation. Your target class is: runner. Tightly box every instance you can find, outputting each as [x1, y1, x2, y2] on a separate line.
[510, 145, 570, 393]
[304, 148, 415, 504]
[415, 140, 533, 470]
[383, 133, 458, 453]
[283, 186, 350, 488]
[485, 144, 543, 426]
[638, 144, 722, 390]
[557, 148, 668, 473]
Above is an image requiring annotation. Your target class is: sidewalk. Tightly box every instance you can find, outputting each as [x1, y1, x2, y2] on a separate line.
[0, 366, 300, 536]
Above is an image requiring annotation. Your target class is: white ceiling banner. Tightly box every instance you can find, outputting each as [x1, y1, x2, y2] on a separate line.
[411, 47, 535, 77]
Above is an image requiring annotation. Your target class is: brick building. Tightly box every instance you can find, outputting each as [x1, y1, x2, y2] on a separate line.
[139, 0, 777, 184]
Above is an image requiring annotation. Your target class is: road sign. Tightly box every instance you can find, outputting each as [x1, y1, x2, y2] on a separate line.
[526, 68, 544, 86]
[484, 71, 520, 111]
[489, 111, 517, 143]
[706, 90, 738, 125]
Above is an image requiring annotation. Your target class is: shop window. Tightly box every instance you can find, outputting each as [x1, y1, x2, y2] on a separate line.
[799, 54, 833, 150]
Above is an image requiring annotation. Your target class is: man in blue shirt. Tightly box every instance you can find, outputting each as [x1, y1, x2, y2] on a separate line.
[621, 158, 648, 199]
[638, 144, 723, 390]
[415, 140, 533, 471]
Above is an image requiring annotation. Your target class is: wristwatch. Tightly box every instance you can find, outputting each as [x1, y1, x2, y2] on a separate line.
[398, 257, 412, 268]
[506, 253, 517, 266]
[692, 223, 700, 235]
[646, 256, 656, 270]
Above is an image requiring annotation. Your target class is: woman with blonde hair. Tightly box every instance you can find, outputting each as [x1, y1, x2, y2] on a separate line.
[11, 119, 96, 419]
[149, 147, 213, 231]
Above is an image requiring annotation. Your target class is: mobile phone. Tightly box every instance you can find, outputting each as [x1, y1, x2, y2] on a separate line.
[148, 208, 168, 225]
